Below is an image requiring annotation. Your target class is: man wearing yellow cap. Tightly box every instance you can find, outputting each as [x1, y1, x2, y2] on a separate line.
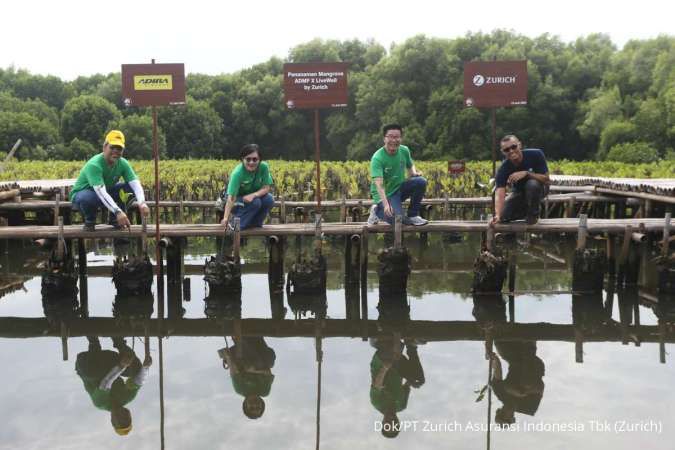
[69, 130, 150, 231]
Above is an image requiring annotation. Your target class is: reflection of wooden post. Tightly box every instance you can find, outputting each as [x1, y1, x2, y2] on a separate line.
[486, 215, 495, 252]
[659, 322, 666, 364]
[279, 196, 286, 224]
[233, 217, 240, 263]
[57, 217, 65, 261]
[576, 214, 588, 250]
[606, 234, 615, 278]
[360, 225, 369, 338]
[575, 329, 583, 363]
[314, 214, 322, 256]
[394, 215, 402, 249]
[61, 321, 68, 361]
[566, 196, 575, 218]
[508, 253, 516, 322]
[340, 197, 347, 223]
[78, 238, 88, 317]
[142, 215, 148, 255]
[618, 225, 633, 285]
[662, 213, 672, 258]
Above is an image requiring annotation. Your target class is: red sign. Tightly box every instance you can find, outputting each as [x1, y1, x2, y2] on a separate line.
[283, 62, 349, 110]
[463, 61, 527, 108]
[122, 63, 186, 107]
[448, 160, 466, 175]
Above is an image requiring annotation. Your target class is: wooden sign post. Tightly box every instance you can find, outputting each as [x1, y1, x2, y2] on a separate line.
[121, 61, 186, 310]
[283, 62, 349, 212]
[463, 61, 528, 212]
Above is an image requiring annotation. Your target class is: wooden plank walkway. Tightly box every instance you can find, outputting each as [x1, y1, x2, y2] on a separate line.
[0, 317, 671, 342]
[0, 217, 667, 239]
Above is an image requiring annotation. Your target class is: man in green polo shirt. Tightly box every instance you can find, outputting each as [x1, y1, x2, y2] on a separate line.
[69, 130, 150, 232]
[368, 124, 428, 226]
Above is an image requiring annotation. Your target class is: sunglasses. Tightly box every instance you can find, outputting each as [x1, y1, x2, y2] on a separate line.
[501, 144, 518, 154]
[244, 157, 259, 163]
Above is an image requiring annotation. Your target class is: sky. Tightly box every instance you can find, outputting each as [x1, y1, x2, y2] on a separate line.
[2, 0, 673, 80]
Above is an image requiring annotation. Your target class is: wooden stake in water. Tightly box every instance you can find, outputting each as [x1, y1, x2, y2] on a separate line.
[576, 214, 588, 250]
[394, 215, 402, 249]
[662, 213, 672, 258]
[233, 217, 241, 263]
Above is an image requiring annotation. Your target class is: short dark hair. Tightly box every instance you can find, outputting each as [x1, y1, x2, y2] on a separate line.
[243, 396, 265, 419]
[240, 144, 262, 160]
[500, 134, 520, 144]
[382, 124, 403, 137]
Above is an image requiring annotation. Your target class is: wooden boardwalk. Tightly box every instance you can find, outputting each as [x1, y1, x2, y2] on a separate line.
[0, 217, 668, 239]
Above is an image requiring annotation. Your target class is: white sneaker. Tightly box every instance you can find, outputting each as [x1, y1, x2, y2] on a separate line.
[407, 216, 428, 226]
[367, 205, 379, 225]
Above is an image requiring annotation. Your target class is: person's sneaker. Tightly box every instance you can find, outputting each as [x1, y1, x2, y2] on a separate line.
[407, 216, 428, 226]
[82, 222, 95, 232]
[367, 205, 379, 225]
[526, 214, 539, 225]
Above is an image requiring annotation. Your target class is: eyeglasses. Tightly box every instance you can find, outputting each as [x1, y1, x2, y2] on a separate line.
[110, 146, 124, 153]
[245, 157, 259, 163]
[501, 144, 518, 154]
[384, 134, 402, 140]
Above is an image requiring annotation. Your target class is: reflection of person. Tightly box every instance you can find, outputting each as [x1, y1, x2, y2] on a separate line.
[488, 342, 545, 425]
[218, 337, 276, 419]
[75, 337, 151, 435]
[491, 135, 550, 225]
[368, 124, 428, 226]
[370, 338, 425, 438]
[220, 144, 274, 230]
[69, 130, 150, 232]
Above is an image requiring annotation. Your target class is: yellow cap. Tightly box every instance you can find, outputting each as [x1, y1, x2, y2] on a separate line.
[114, 424, 132, 436]
[105, 130, 125, 148]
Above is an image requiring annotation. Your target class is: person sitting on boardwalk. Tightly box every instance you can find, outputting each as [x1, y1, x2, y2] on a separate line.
[218, 337, 276, 419]
[69, 130, 150, 232]
[219, 144, 274, 230]
[491, 135, 550, 225]
[75, 337, 152, 436]
[367, 124, 428, 226]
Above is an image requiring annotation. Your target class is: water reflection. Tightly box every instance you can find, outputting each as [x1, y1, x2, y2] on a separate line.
[75, 336, 152, 436]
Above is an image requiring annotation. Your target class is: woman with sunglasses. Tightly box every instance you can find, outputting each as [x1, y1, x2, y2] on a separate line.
[220, 144, 274, 230]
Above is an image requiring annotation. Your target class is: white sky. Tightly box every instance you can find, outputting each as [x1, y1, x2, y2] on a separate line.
[2, 0, 673, 80]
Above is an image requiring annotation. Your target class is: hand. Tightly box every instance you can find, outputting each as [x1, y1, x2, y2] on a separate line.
[507, 171, 528, 185]
[119, 351, 133, 368]
[143, 354, 153, 367]
[412, 170, 423, 177]
[383, 200, 394, 218]
[220, 216, 230, 227]
[138, 203, 150, 217]
[116, 211, 131, 229]
[242, 193, 257, 203]
[490, 215, 500, 226]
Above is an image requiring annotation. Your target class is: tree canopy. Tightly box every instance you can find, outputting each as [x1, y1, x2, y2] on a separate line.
[1, 31, 673, 161]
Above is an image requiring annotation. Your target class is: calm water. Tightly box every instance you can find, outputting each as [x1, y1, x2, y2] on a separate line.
[0, 233, 672, 450]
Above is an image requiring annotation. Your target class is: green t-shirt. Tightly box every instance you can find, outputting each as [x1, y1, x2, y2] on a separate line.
[232, 372, 274, 397]
[88, 379, 141, 411]
[226, 161, 274, 197]
[69, 153, 138, 200]
[369, 353, 410, 414]
[369, 146, 413, 203]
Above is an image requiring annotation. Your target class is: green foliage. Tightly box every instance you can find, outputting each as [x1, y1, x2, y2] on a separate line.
[157, 98, 223, 158]
[61, 95, 121, 146]
[598, 120, 637, 159]
[0, 111, 59, 158]
[606, 142, 660, 163]
[108, 114, 166, 159]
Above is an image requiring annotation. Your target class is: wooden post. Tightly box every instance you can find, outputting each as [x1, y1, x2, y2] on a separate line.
[53, 191, 60, 225]
[340, 197, 347, 223]
[280, 195, 286, 224]
[233, 217, 240, 263]
[394, 215, 402, 249]
[576, 214, 588, 250]
[77, 238, 88, 318]
[575, 329, 583, 363]
[444, 193, 450, 219]
[544, 198, 549, 219]
[606, 234, 615, 279]
[659, 321, 666, 364]
[360, 225, 369, 335]
[662, 213, 672, 258]
[645, 199, 653, 218]
[566, 196, 576, 218]
[142, 215, 148, 256]
[619, 225, 633, 266]
[57, 216, 65, 261]
[486, 214, 495, 252]
[314, 213, 322, 257]
[178, 199, 184, 224]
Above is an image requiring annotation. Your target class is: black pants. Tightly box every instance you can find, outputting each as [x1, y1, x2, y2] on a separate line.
[501, 179, 549, 222]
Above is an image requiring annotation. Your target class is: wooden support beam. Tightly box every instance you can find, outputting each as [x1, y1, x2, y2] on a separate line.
[576, 214, 588, 250]
[233, 217, 240, 263]
[53, 191, 60, 225]
[662, 213, 672, 258]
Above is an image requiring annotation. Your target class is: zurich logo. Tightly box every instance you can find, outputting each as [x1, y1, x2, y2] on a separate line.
[473, 74, 485, 87]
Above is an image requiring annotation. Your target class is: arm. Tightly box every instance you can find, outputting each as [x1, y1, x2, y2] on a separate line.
[98, 364, 127, 391]
[528, 172, 550, 185]
[242, 185, 271, 204]
[372, 362, 392, 389]
[489, 353, 503, 383]
[408, 164, 422, 177]
[93, 185, 131, 228]
[374, 178, 392, 217]
[491, 187, 506, 224]
[220, 196, 236, 227]
[128, 179, 150, 216]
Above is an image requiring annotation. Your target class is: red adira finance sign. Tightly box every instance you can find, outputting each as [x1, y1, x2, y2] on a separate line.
[121, 63, 186, 107]
[283, 62, 349, 109]
[463, 60, 527, 108]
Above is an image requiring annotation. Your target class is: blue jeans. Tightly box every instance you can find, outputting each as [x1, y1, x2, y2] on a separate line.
[72, 183, 132, 225]
[230, 193, 274, 229]
[376, 177, 427, 225]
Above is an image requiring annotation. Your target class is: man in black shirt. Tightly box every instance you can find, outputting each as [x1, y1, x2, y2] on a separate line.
[491, 135, 550, 225]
